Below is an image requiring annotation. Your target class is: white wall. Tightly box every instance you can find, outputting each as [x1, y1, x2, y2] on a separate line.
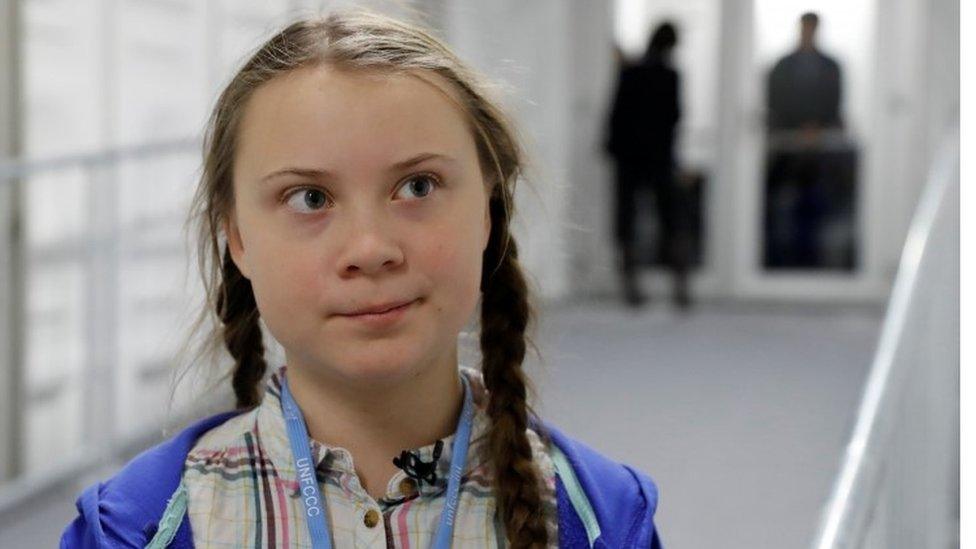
[564, 2, 619, 296]
[441, 1, 576, 300]
[869, 0, 960, 284]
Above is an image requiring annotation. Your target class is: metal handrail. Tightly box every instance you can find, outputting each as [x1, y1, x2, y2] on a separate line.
[0, 401, 227, 516]
[0, 137, 199, 181]
[0, 137, 204, 516]
[810, 128, 960, 548]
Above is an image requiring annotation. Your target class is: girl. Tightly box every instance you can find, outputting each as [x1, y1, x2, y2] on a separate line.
[61, 9, 661, 549]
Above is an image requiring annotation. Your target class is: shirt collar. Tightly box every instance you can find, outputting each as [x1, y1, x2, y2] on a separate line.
[256, 364, 492, 501]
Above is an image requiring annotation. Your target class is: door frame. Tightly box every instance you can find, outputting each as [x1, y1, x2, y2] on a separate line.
[716, 0, 888, 303]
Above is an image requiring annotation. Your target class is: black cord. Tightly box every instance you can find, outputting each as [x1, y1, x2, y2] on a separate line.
[392, 439, 444, 486]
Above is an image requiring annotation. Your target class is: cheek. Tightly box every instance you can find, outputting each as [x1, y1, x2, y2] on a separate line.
[422, 226, 484, 306]
[246, 239, 323, 327]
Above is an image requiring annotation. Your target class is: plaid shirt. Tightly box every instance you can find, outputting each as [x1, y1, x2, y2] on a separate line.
[182, 365, 559, 548]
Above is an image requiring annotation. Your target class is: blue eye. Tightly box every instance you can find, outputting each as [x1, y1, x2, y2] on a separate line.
[284, 188, 331, 213]
[395, 173, 439, 200]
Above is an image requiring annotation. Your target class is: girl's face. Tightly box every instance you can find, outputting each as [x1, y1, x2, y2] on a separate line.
[225, 65, 491, 387]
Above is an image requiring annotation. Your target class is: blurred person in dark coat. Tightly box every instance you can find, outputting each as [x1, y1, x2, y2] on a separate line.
[764, 12, 855, 269]
[605, 22, 690, 308]
[767, 12, 843, 133]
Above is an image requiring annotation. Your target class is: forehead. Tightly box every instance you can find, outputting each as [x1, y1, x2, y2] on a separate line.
[234, 65, 477, 180]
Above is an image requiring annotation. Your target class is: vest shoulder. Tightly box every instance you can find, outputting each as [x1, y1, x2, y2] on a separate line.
[542, 421, 661, 547]
[61, 410, 245, 548]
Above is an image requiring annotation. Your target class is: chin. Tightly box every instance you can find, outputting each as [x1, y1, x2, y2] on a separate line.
[330, 349, 426, 386]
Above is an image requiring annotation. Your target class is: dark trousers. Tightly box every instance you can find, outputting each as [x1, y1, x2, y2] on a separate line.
[763, 147, 857, 269]
[613, 161, 690, 294]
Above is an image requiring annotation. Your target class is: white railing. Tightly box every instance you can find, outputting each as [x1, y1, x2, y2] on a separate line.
[0, 138, 217, 516]
[812, 129, 960, 548]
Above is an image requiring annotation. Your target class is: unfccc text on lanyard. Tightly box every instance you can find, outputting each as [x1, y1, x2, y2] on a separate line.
[279, 371, 476, 549]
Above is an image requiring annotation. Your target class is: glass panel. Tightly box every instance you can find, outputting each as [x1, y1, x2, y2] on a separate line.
[24, 170, 90, 247]
[24, 262, 87, 475]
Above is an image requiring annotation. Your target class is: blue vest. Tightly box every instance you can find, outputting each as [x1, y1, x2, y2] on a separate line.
[60, 411, 662, 548]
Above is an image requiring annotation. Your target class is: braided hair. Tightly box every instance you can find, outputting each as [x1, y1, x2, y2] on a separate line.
[214, 245, 267, 409]
[480, 185, 550, 546]
[184, 9, 551, 546]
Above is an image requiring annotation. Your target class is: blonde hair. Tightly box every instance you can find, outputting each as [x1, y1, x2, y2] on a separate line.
[180, 8, 549, 547]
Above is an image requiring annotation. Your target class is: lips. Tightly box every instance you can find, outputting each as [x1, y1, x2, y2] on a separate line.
[341, 299, 417, 316]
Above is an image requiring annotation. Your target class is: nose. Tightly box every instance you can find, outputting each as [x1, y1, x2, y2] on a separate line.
[335, 215, 405, 278]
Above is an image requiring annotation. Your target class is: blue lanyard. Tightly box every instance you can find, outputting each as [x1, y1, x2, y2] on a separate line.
[279, 371, 476, 549]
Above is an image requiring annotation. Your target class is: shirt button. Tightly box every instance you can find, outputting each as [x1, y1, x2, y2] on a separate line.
[398, 477, 418, 497]
[363, 508, 380, 528]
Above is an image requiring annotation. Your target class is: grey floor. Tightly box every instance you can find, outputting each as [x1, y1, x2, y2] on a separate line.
[527, 300, 882, 549]
[0, 301, 881, 549]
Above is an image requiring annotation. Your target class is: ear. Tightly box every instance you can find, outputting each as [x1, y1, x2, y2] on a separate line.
[224, 212, 251, 279]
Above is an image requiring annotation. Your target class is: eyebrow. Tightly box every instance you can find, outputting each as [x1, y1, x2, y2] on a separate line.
[260, 152, 457, 183]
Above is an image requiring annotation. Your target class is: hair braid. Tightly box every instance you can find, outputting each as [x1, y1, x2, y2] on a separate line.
[480, 193, 549, 548]
[215, 243, 267, 409]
